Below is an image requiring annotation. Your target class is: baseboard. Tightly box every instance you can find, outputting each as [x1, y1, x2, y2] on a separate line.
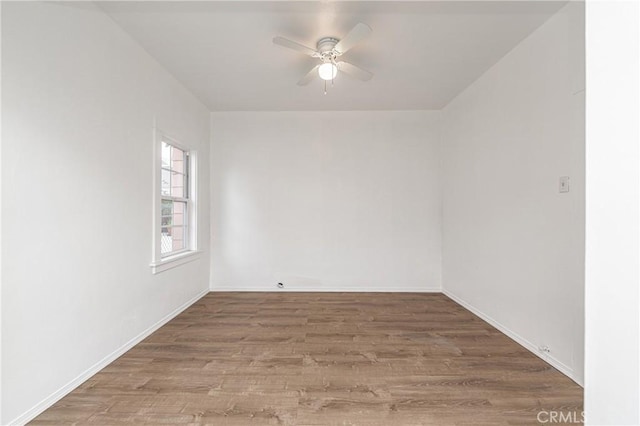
[443, 289, 582, 387]
[8, 288, 209, 426]
[210, 284, 442, 293]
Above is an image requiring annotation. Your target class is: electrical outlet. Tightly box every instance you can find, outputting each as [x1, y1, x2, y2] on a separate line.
[539, 345, 551, 354]
[559, 176, 570, 193]
[277, 282, 284, 289]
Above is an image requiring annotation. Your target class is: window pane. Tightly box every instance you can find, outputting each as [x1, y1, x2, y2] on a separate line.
[171, 171, 185, 198]
[172, 226, 185, 251]
[161, 226, 187, 255]
[161, 226, 172, 255]
[172, 146, 185, 173]
[161, 141, 172, 168]
[161, 169, 171, 196]
[173, 201, 186, 226]
[161, 199, 173, 217]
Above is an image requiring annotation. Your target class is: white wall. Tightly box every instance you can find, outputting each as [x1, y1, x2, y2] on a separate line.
[210, 111, 442, 292]
[1, 3, 210, 424]
[441, 3, 585, 384]
[584, 1, 640, 424]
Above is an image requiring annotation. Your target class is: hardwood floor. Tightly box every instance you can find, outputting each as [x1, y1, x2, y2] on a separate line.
[31, 293, 582, 425]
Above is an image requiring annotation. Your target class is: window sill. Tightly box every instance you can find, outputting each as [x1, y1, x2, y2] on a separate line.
[150, 250, 202, 274]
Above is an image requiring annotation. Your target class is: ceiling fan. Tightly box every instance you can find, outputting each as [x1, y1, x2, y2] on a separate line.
[273, 23, 373, 92]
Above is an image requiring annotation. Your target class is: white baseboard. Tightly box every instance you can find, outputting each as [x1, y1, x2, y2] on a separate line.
[443, 289, 582, 387]
[209, 280, 442, 293]
[8, 289, 209, 426]
[210, 284, 442, 293]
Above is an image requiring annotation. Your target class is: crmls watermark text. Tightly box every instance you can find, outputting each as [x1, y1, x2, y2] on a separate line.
[537, 410, 584, 424]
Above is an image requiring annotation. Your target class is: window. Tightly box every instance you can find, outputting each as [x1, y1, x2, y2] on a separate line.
[151, 131, 199, 273]
[161, 141, 189, 256]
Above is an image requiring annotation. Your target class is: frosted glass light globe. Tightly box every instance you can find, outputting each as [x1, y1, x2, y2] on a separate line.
[318, 63, 338, 81]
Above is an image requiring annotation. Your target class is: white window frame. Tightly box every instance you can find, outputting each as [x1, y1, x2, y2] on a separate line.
[150, 128, 200, 274]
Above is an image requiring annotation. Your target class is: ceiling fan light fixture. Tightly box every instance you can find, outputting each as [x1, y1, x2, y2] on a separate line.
[318, 63, 338, 81]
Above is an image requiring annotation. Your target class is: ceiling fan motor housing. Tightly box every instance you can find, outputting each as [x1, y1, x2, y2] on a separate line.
[316, 37, 339, 54]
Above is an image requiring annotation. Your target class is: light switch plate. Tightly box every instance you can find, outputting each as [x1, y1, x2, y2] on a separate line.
[559, 176, 570, 193]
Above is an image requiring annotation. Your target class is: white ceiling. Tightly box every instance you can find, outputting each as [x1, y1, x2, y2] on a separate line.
[98, 1, 566, 111]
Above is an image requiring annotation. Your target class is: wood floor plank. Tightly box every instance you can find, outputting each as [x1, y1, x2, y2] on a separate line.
[30, 293, 583, 425]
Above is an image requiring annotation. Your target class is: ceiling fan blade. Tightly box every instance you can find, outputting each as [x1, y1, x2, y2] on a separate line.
[337, 61, 373, 82]
[273, 36, 319, 57]
[334, 23, 372, 54]
[297, 65, 320, 86]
